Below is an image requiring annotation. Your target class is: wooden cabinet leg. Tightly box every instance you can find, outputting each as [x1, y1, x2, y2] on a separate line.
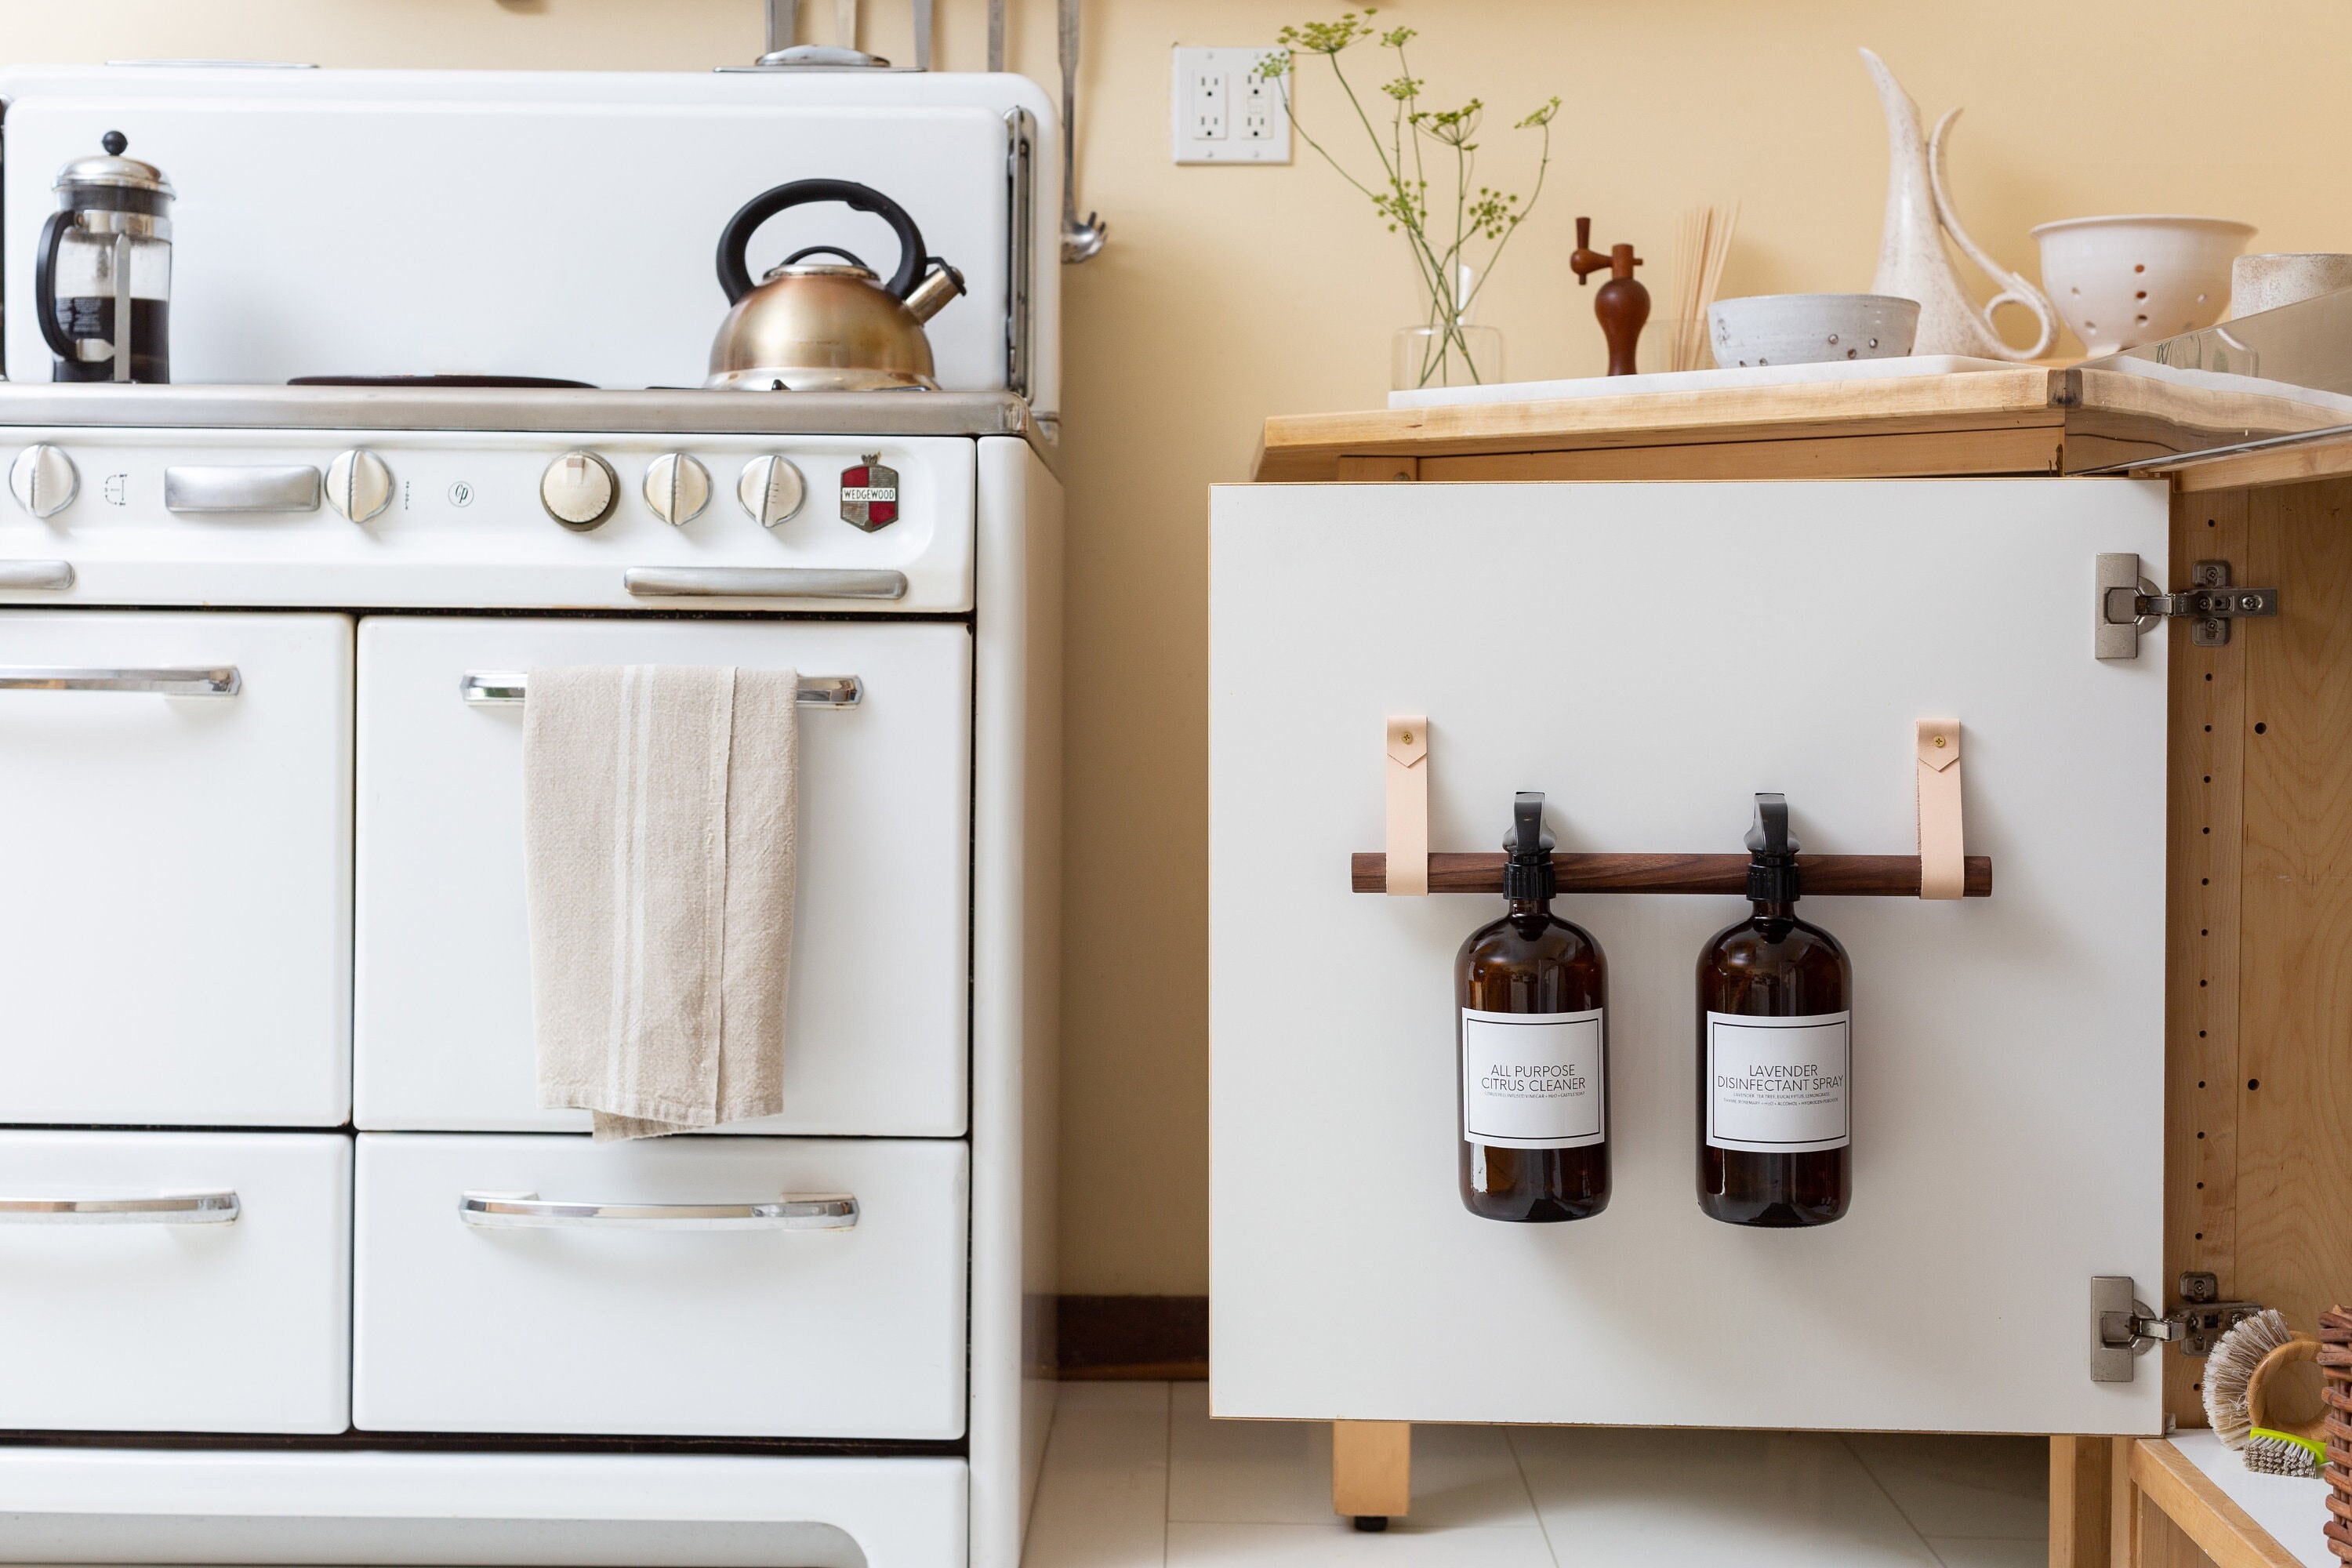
[1332, 1420, 1411, 1529]
[2050, 1435, 2115, 1568]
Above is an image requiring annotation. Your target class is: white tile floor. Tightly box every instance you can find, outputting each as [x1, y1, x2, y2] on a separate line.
[1022, 1384, 2048, 1568]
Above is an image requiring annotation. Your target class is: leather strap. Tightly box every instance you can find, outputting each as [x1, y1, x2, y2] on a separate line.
[1916, 717, 1964, 901]
[1385, 716, 1428, 897]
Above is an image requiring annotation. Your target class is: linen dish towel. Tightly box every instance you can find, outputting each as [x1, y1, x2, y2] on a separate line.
[522, 665, 798, 1141]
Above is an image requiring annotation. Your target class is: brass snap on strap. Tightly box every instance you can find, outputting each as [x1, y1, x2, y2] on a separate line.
[1915, 717, 1965, 900]
[1385, 715, 1428, 897]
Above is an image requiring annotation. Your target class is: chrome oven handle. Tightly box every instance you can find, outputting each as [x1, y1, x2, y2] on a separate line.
[459, 671, 860, 708]
[0, 666, 241, 696]
[163, 465, 321, 514]
[622, 567, 907, 601]
[459, 1191, 859, 1232]
[0, 1191, 241, 1225]
[0, 561, 75, 591]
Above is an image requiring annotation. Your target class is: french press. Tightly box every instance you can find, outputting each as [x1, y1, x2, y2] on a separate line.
[34, 131, 174, 383]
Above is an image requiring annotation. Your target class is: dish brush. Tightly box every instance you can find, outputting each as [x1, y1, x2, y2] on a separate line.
[2204, 1307, 2328, 1477]
[2243, 1426, 2326, 1478]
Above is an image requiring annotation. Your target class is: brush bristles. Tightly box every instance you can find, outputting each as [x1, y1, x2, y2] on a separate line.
[2205, 1308, 2299, 1448]
[2242, 1428, 2324, 1478]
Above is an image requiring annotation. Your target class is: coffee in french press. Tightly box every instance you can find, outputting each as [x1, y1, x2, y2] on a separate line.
[34, 130, 174, 383]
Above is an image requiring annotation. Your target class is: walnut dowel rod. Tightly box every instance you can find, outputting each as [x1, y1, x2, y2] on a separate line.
[1350, 851, 1992, 898]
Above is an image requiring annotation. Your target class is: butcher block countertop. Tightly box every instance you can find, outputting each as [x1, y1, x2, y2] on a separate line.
[1251, 365, 2352, 490]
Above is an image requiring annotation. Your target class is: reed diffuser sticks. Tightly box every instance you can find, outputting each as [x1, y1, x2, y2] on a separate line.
[1664, 202, 1740, 372]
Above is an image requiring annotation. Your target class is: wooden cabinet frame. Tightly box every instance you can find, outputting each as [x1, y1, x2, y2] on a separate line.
[1255, 391, 2352, 1566]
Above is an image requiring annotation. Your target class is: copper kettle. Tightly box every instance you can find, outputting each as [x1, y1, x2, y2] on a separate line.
[706, 180, 965, 392]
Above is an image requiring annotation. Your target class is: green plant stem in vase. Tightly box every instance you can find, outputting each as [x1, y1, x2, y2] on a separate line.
[1393, 266, 1503, 390]
[1266, 11, 1558, 391]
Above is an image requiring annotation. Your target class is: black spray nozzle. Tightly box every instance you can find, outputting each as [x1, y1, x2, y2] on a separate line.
[1744, 793, 1798, 858]
[1506, 791, 1555, 858]
[1504, 791, 1558, 902]
[1744, 792, 1802, 904]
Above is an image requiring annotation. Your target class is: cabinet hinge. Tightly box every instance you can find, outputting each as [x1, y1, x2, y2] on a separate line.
[2090, 1273, 2263, 1382]
[2097, 555, 2279, 659]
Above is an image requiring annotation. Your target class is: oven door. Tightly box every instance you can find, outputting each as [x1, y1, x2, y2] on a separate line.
[353, 615, 971, 1137]
[350, 1133, 967, 1439]
[0, 1130, 352, 1433]
[0, 611, 354, 1127]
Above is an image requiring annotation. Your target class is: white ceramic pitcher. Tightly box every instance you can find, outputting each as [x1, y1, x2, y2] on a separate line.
[1861, 49, 2056, 362]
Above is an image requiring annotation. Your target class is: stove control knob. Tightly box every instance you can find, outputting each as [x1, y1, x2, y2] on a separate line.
[325, 448, 393, 523]
[540, 451, 619, 531]
[9, 445, 78, 517]
[737, 455, 806, 529]
[642, 453, 711, 526]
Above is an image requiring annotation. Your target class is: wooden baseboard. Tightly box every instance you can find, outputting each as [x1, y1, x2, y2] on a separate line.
[1055, 1294, 1208, 1380]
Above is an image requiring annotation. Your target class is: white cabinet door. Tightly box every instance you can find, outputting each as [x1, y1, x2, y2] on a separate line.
[353, 616, 971, 1136]
[351, 1134, 967, 1439]
[1209, 478, 2171, 1435]
[0, 612, 353, 1127]
[0, 1131, 352, 1433]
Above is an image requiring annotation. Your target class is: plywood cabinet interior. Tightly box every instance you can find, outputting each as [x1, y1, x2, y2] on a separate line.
[2165, 477, 2352, 1432]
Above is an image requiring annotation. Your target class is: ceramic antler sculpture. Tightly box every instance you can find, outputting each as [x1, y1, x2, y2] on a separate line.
[1861, 48, 2056, 361]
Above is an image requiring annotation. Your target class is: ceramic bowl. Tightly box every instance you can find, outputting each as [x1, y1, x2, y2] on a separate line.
[2031, 215, 2256, 354]
[1707, 294, 1920, 368]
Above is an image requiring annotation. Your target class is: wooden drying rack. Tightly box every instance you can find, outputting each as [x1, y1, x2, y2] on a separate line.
[1350, 851, 1991, 898]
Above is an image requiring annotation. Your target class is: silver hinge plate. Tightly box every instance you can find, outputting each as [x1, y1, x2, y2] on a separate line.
[2090, 1273, 2263, 1381]
[2098, 555, 2280, 659]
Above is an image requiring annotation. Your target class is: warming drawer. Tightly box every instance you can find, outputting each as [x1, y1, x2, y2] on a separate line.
[350, 1133, 967, 1439]
[351, 615, 972, 1138]
[0, 1131, 353, 1434]
[0, 611, 354, 1127]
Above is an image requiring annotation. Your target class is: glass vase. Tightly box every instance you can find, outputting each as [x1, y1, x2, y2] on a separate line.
[1392, 324, 1504, 392]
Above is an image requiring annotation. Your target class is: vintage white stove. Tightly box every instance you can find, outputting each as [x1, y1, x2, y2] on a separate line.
[0, 64, 1060, 1568]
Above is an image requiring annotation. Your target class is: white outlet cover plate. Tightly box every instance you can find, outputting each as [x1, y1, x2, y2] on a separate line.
[1171, 46, 1290, 165]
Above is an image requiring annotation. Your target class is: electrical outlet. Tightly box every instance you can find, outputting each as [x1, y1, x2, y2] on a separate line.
[1172, 46, 1290, 165]
[1193, 67, 1227, 140]
[1237, 71, 1276, 142]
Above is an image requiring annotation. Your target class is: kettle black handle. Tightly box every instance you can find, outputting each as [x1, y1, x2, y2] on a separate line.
[34, 209, 82, 365]
[716, 180, 927, 304]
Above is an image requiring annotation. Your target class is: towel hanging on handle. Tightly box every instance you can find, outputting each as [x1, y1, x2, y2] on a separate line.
[522, 665, 799, 1140]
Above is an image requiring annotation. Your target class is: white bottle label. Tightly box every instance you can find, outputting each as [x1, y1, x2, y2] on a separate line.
[1460, 1007, 1606, 1149]
[1704, 1011, 1852, 1153]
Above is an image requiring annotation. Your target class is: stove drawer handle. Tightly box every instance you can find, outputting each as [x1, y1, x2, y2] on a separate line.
[459, 1191, 858, 1232]
[0, 1190, 241, 1225]
[163, 465, 321, 514]
[0, 665, 241, 696]
[459, 671, 861, 708]
[0, 561, 74, 591]
[622, 567, 907, 601]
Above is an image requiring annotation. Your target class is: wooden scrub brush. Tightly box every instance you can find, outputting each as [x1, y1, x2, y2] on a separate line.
[2204, 1308, 2328, 1477]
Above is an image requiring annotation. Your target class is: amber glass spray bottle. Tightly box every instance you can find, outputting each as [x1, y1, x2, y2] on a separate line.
[1695, 793, 1853, 1227]
[1456, 792, 1610, 1222]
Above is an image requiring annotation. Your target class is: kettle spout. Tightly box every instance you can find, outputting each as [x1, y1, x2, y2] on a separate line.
[905, 260, 967, 324]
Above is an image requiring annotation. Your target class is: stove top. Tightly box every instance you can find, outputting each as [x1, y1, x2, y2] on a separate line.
[0, 384, 1050, 459]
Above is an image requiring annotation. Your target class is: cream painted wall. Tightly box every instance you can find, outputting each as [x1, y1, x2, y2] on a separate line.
[5, 0, 2349, 1296]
